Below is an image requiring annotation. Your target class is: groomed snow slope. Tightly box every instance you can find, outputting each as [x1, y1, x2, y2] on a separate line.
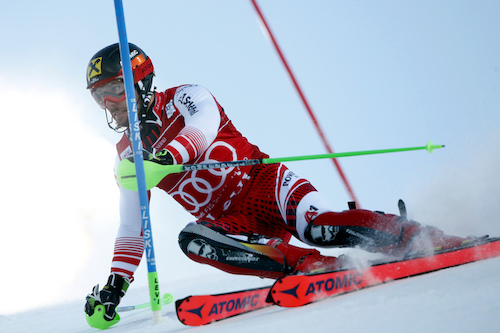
[3, 256, 499, 333]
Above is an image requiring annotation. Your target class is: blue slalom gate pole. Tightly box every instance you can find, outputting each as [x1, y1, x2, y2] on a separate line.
[113, 0, 162, 324]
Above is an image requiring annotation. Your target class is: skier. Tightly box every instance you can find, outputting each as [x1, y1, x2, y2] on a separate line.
[84, 43, 474, 323]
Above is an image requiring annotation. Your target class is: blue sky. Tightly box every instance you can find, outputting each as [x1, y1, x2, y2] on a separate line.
[1, 1, 499, 314]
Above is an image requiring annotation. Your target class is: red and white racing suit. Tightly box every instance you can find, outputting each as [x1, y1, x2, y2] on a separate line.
[111, 85, 338, 279]
[110, 84, 409, 279]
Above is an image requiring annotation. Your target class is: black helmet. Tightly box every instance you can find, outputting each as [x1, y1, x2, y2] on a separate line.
[86, 43, 155, 131]
[86, 42, 154, 89]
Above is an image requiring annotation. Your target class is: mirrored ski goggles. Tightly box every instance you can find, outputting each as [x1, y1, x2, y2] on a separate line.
[90, 78, 126, 109]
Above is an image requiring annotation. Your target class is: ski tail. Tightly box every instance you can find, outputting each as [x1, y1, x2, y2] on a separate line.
[270, 237, 500, 307]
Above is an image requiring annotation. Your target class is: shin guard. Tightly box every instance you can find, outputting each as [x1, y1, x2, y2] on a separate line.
[178, 223, 286, 279]
[304, 210, 402, 250]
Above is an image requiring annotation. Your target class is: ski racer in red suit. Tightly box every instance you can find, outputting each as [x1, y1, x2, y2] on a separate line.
[84, 43, 475, 324]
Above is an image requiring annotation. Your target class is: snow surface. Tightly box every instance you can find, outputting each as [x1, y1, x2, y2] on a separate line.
[3, 255, 499, 333]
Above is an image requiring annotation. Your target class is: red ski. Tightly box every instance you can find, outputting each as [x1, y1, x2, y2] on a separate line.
[270, 237, 500, 307]
[176, 237, 500, 325]
[175, 285, 272, 326]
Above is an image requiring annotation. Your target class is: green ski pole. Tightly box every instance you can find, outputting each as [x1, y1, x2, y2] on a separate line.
[117, 141, 444, 191]
[117, 293, 174, 312]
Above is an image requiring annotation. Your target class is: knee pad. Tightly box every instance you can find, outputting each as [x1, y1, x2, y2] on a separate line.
[178, 223, 220, 260]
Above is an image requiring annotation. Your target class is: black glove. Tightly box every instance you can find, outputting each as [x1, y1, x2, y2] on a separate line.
[84, 273, 130, 329]
[126, 149, 174, 165]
